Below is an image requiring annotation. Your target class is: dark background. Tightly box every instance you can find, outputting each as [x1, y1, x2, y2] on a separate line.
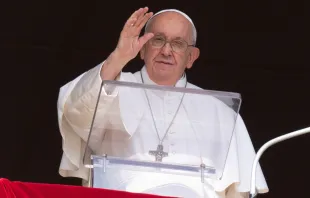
[1, 0, 307, 197]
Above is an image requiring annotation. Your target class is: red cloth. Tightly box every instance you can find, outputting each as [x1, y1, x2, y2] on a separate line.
[0, 178, 174, 198]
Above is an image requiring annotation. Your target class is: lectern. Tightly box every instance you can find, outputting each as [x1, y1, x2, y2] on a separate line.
[82, 80, 241, 197]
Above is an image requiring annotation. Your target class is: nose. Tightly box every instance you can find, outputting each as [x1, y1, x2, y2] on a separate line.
[160, 43, 173, 56]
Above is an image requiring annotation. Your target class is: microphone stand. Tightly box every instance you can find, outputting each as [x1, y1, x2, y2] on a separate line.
[249, 127, 310, 198]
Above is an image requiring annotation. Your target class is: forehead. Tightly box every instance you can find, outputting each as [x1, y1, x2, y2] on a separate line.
[148, 12, 192, 40]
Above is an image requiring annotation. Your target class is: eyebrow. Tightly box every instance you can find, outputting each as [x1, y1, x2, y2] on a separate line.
[154, 32, 165, 37]
[154, 32, 185, 40]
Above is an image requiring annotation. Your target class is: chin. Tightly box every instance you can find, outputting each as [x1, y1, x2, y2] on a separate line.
[153, 63, 175, 73]
[148, 63, 179, 83]
[154, 67, 174, 78]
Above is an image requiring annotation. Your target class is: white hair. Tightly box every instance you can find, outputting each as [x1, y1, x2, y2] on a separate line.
[144, 9, 197, 46]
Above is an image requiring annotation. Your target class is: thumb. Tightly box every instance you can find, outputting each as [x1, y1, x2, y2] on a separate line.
[138, 33, 154, 49]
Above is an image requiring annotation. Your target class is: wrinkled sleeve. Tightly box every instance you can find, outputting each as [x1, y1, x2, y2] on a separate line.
[215, 114, 269, 197]
[57, 62, 121, 181]
[234, 115, 269, 194]
[207, 96, 269, 197]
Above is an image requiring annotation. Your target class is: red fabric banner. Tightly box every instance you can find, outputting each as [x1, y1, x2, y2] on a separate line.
[0, 178, 174, 198]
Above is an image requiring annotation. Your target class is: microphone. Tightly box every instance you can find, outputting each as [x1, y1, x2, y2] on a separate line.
[249, 126, 310, 198]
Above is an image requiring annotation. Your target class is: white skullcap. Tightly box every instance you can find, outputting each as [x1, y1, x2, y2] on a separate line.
[144, 9, 197, 44]
[145, 9, 195, 28]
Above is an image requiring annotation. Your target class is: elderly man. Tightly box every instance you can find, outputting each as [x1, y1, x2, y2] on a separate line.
[57, 7, 268, 198]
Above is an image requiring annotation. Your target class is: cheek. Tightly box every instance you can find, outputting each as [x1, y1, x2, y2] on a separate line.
[145, 49, 159, 61]
[184, 53, 192, 66]
[145, 44, 158, 55]
[175, 54, 189, 66]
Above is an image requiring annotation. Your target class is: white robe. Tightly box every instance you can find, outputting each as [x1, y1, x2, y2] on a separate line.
[57, 62, 269, 198]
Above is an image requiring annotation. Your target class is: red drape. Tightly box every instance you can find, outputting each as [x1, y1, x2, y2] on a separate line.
[0, 178, 174, 198]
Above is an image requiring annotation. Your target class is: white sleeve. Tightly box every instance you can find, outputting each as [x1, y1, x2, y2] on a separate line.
[57, 61, 122, 181]
[234, 115, 269, 194]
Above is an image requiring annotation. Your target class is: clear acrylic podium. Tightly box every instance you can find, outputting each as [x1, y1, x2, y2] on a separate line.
[82, 80, 241, 197]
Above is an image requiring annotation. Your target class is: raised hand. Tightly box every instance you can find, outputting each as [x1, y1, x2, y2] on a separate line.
[100, 7, 154, 80]
[115, 7, 154, 62]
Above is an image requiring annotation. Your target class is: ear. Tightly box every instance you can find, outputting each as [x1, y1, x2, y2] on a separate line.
[140, 45, 146, 60]
[186, 47, 200, 69]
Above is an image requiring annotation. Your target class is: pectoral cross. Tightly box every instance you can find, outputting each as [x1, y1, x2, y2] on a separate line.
[149, 144, 168, 162]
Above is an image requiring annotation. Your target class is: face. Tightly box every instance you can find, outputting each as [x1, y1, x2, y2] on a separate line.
[140, 12, 200, 85]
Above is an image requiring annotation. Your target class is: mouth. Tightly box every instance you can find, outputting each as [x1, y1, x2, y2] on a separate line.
[156, 61, 173, 65]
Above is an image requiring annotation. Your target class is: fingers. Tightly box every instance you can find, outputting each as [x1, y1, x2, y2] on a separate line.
[134, 7, 153, 28]
[134, 7, 148, 26]
[136, 12, 153, 30]
[125, 17, 137, 29]
[124, 7, 148, 28]
[138, 32, 154, 49]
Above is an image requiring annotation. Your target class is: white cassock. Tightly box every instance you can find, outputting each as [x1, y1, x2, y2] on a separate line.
[57, 62, 269, 198]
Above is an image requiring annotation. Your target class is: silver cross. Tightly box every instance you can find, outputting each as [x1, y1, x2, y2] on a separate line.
[149, 144, 168, 162]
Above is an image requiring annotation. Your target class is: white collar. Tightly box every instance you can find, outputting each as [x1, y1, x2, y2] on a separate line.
[140, 66, 187, 88]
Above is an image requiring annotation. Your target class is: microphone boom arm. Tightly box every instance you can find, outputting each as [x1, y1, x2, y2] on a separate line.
[250, 127, 310, 198]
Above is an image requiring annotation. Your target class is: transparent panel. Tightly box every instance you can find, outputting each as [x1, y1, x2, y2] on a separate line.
[82, 80, 241, 193]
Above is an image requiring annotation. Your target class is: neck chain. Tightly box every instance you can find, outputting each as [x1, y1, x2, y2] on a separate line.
[140, 71, 187, 161]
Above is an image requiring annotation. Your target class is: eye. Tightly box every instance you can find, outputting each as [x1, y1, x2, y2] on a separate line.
[152, 37, 165, 45]
[154, 37, 164, 41]
[172, 40, 186, 48]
